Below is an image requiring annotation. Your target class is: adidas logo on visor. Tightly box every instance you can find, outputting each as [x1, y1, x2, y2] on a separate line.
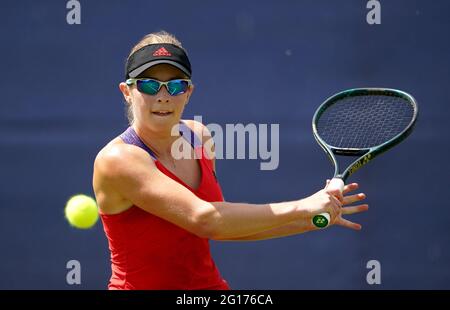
[153, 47, 172, 57]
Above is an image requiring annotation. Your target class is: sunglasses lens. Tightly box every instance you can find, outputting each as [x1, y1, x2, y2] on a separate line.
[136, 79, 160, 95]
[167, 80, 189, 95]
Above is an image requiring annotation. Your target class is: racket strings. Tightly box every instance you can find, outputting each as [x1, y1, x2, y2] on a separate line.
[316, 95, 414, 149]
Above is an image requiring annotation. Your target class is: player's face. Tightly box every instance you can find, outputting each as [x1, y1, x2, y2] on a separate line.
[123, 64, 193, 133]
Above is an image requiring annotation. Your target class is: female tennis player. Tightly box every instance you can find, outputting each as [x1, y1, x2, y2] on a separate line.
[92, 31, 368, 290]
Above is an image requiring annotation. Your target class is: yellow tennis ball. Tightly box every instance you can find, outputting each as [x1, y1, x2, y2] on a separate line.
[65, 194, 99, 229]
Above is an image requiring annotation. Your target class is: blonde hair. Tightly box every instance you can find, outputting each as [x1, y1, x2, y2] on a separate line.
[128, 30, 185, 58]
[125, 30, 186, 125]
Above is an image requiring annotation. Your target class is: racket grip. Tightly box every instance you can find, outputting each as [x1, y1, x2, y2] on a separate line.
[312, 178, 345, 228]
[328, 178, 345, 193]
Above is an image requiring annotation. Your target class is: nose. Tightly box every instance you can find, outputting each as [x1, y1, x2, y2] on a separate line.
[156, 84, 171, 103]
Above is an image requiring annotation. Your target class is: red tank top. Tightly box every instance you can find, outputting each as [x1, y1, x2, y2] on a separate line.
[99, 122, 230, 290]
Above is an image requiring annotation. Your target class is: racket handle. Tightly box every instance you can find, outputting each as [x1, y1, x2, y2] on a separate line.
[312, 178, 345, 228]
[328, 178, 345, 193]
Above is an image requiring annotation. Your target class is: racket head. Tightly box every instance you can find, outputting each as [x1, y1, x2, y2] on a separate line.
[312, 88, 418, 181]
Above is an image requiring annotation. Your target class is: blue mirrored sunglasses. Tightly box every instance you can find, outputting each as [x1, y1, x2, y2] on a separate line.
[126, 78, 192, 96]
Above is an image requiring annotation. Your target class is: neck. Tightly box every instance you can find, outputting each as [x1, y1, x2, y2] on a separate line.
[132, 122, 181, 158]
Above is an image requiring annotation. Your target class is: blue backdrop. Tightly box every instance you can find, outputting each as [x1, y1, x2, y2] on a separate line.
[1, 0, 449, 289]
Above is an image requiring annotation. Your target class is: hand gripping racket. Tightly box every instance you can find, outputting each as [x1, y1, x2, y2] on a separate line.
[311, 88, 418, 228]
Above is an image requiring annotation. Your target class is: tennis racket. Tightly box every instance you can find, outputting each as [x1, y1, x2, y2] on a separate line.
[311, 88, 418, 228]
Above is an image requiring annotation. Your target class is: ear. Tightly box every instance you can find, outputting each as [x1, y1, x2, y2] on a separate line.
[119, 82, 132, 104]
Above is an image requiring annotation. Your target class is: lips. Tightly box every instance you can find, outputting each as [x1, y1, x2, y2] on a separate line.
[152, 111, 173, 116]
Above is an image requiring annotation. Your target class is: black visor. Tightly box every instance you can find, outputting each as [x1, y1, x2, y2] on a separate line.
[125, 43, 192, 79]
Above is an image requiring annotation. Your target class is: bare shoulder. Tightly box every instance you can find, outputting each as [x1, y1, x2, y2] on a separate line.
[96, 139, 141, 173]
[182, 119, 213, 144]
[182, 119, 215, 163]
[93, 137, 157, 214]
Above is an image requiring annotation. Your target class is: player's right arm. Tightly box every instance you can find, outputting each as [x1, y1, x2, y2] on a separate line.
[93, 143, 342, 240]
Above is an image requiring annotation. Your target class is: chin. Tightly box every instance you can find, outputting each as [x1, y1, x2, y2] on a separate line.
[147, 114, 180, 131]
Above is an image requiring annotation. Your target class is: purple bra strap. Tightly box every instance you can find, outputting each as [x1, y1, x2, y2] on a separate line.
[119, 127, 157, 160]
[119, 122, 203, 160]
